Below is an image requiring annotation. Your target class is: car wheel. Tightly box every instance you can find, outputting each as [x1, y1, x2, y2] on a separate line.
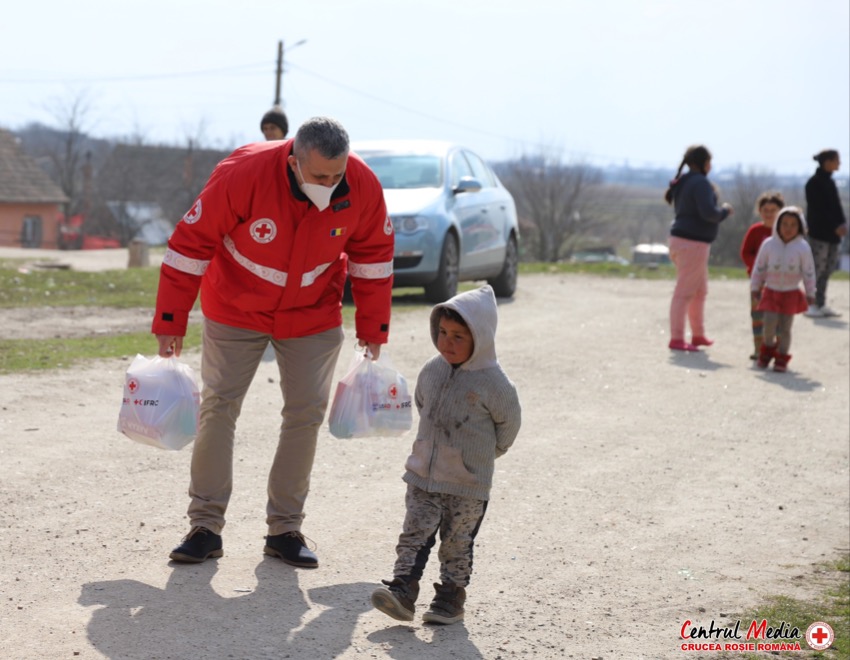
[488, 234, 518, 298]
[424, 233, 459, 303]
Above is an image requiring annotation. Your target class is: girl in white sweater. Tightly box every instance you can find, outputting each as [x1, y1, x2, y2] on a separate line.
[750, 206, 816, 372]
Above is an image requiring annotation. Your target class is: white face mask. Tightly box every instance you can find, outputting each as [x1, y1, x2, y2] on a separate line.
[297, 160, 340, 212]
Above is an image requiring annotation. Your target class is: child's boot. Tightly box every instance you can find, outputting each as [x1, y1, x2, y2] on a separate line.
[371, 576, 419, 621]
[756, 343, 776, 368]
[422, 581, 466, 625]
[750, 336, 763, 361]
[773, 353, 791, 373]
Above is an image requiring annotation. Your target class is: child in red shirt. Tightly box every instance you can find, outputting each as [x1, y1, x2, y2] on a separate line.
[740, 191, 784, 359]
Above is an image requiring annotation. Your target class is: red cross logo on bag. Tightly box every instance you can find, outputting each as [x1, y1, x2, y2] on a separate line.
[127, 378, 140, 394]
[388, 384, 398, 399]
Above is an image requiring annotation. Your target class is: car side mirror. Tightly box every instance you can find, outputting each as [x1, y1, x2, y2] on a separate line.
[452, 177, 483, 195]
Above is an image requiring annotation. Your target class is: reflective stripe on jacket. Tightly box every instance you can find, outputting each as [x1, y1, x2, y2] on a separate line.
[152, 139, 394, 342]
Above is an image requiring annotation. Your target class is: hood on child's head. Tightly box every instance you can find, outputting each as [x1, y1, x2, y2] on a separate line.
[772, 205, 808, 242]
[429, 285, 499, 371]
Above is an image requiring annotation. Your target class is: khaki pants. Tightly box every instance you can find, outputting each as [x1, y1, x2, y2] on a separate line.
[187, 319, 344, 536]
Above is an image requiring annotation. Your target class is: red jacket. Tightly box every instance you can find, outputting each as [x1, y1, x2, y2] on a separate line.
[739, 222, 772, 275]
[152, 140, 393, 342]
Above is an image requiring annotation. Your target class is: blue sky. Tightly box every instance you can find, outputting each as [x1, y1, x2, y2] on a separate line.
[1, 0, 847, 175]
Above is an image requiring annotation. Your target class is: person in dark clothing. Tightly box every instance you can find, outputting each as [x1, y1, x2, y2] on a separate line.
[664, 145, 734, 351]
[804, 149, 848, 317]
[260, 106, 289, 141]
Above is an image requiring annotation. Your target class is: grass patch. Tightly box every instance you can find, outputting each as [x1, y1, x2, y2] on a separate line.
[0, 260, 845, 374]
[718, 554, 849, 659]
[1, 261, 845, 309]
[0, 325, 203, 374]
[518, 261, 850, 281]
[0, 265, 162, 308]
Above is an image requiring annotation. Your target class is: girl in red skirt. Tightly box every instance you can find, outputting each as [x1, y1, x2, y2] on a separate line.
[750, 206, 816, 372]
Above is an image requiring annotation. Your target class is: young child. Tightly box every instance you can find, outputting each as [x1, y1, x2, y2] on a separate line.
[750, 206, 816, 372]
[371, 285, 521, 625]
[740, 191, 785, 359]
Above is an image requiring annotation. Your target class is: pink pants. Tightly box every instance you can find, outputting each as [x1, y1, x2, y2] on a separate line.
[669, 236, 711, 341]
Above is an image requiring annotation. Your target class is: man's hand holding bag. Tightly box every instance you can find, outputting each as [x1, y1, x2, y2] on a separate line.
[117, 354, 200, 450]
[328, 348, 412, 439]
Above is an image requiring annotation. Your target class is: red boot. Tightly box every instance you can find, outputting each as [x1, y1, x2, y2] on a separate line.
[756, 343, 776, 369]
[773, 353, 791, 373]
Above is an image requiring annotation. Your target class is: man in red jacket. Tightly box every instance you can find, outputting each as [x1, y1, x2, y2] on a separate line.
[153, 116, 394, 567]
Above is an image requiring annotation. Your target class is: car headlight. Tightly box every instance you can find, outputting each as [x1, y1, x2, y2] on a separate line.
[392, 215, 430, 234]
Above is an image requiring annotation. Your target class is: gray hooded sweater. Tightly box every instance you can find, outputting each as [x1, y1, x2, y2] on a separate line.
[402, 285, 522, 501]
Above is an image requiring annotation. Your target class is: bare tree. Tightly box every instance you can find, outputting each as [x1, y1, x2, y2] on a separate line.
[604, 186, 672, 247]
[43, 90, 97, 217]
[499, 151, 604, 262]
[711, 168, 777, 266]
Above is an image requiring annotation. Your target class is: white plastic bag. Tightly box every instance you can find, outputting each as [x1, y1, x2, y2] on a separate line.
[117, 354, 200, 450]
[328, 348, 412, 439]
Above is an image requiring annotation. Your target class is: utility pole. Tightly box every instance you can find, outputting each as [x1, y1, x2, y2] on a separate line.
[261, 39, 305, 141]
[271, 39, 306, 107]
[273, 40, 283, 106]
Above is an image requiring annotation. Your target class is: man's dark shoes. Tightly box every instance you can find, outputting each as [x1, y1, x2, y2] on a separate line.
[169, 526, 223, 563]
[264, 531, 318, 568]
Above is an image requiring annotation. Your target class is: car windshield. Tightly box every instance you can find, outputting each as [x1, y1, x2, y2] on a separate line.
[358, 154, 442, 189]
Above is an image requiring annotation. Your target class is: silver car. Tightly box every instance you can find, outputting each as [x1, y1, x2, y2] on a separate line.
[353, 140, 520, 302]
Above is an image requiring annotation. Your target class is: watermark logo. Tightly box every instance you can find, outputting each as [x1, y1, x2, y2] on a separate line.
[679, 618, 834, 653]
[805, 622, 834, 651]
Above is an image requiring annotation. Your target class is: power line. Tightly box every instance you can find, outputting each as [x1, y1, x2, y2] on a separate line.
[288, 62, 631, 165]
[0, 62, 270, 85]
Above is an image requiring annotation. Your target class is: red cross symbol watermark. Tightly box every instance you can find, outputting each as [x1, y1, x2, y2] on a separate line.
[806, 622, 834, 650]
[250, 218, 277, 243]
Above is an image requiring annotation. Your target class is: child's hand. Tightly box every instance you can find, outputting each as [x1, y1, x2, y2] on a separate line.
[806, 295, 816, 305]
[751, 291, 760, 304]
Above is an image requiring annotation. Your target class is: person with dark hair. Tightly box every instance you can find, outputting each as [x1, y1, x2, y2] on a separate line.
[740, 191, 785, 359]
[371, 285, 521, 625]
[750, 206, 816, 372]
[804, 149, 847, 317]
[664, 145, 734, 351]
[153, 116, 394, 567]
[260, 105, 289, 141]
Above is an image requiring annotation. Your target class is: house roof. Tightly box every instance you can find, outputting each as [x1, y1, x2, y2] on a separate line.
[0, 128, 68, 204]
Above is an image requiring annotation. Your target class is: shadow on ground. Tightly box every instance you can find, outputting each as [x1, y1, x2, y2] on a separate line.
[78, 559, 408, 659]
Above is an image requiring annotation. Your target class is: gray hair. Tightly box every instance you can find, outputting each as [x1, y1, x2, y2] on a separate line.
[293, 116, 350, 160]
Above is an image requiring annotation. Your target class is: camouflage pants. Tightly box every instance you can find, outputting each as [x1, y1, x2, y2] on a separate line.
[393, 483, 488, 587]
[808, 238, 840, 307]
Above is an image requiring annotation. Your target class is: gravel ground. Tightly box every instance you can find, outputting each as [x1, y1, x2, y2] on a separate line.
[0, 248, 848, 659]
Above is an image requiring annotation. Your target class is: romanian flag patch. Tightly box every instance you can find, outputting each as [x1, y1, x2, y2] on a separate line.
[330, 227, 346, 237]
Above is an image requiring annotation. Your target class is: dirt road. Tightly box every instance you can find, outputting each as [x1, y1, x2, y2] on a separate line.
[1, 256, 848, 659]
